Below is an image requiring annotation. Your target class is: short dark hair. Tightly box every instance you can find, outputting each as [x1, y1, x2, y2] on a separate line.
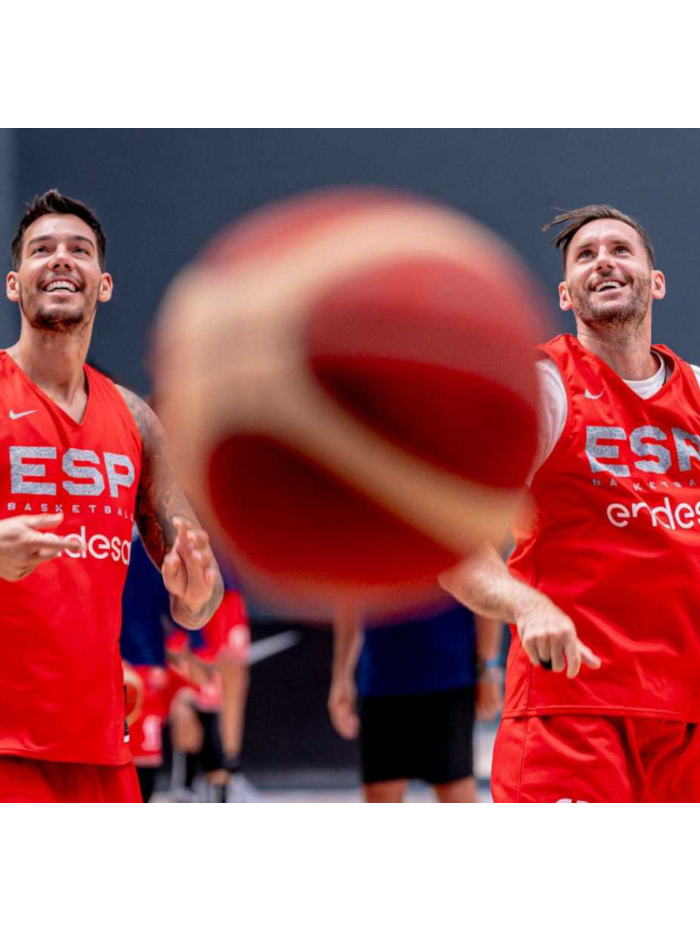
[543, 204, 655, 272]
[11, 189, 107, 271]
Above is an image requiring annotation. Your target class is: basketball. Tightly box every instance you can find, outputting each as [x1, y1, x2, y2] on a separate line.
[154, 187, 546, 611]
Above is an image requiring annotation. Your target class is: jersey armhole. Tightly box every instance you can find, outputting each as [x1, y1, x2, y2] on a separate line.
[687, 363, 700, 409]
[532, 351, 571, 476]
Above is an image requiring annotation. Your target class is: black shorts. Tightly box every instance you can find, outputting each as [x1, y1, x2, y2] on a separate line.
[359, 685, 475, 786]
[196, 710, 225, 774]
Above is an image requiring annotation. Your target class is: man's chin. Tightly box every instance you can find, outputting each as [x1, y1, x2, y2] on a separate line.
[576, 301, 646, 328]
[33, 309, 87, 333]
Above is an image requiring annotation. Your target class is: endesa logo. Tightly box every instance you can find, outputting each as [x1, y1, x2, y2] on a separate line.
[60, 525, 132, 565]
[607, 496, 700, 531]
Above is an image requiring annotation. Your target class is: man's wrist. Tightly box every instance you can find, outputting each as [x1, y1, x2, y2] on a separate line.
[170, 592, 215, 629]
[477, 657, 502, 678]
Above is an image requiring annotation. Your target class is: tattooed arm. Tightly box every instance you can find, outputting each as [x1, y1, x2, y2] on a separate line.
[118, 386, 223, 629]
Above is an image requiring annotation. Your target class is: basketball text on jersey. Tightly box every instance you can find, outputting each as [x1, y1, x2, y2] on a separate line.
[586, 425, 700, 476]
[4, 445, 135, 561]
[584, 424, 700, 529]
[9, 445, 135, 496]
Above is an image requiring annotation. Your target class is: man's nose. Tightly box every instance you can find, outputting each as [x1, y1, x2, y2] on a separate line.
[595, 249, 614, 273]
[48, 246, 75, 269]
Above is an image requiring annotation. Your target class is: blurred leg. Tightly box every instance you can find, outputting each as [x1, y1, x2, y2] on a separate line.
[364, 779, 408, 802]
[434, 776, 477, 803]
[217, 656, 249, 761]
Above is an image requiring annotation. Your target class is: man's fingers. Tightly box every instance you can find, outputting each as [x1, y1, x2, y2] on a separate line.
[580, 642, 602, 669]
[550, 643, 566, 673]
[21, 512, 65, 528]
[33, 532, 79, 554]
[564, 639, 582, 678]
[522, 639, 541, 666]
[186, 527, 209, 549]
[163, 550, 181, 573]
[337, 711, 359, 740]
[535, 636, 551, 663]
[173, 516, 194, 541]
[345, 716, 359, 740]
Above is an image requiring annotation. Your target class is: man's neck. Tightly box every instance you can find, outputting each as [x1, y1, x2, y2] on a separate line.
[575, 317, 658, 382]
[6, 329, 90, 404]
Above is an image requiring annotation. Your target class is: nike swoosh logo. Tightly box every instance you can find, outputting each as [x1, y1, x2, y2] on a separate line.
[9, 409, 38, 419]
[248, 630, 302, 666]
[584, 390, 603, 400]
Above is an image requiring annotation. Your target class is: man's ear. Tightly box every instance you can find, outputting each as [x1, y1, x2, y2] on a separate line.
[651, 269, 666, 300]
[98, 273, 113, 303]
[6, 271, 20, 304]
[558, 281, 573, 312]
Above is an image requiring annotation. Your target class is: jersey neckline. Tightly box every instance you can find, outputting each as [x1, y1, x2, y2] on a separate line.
[0, 349, 92, 428]
[560, 334, 681, 404]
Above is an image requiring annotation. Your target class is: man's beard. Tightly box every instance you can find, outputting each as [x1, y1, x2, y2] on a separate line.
[31, 303, 88, 334]
[574, 278, 651, 330]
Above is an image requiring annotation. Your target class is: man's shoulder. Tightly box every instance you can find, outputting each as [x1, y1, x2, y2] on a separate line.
[660, 351, 700, 390]
[114, 386, 160, 444]
[114, 383, 141, 412]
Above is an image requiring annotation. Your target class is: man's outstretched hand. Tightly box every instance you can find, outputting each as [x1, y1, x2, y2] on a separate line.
[162, 516, 217, 617]
[516, 592, 602, 678]
[0, 513, 76, 581]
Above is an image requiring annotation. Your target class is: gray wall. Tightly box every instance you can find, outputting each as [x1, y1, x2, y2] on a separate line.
[0, 129, 18, 347]
[12, 129, 700, 393]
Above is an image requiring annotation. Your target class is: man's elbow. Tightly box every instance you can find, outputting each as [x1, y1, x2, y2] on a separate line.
[438, 565, 463, 598]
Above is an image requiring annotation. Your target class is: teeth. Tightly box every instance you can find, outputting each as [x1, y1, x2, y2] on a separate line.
[45, 281, 77, 293]
[595, 281, 623, 292]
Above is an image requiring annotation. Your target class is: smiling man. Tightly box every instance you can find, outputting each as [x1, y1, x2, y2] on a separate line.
[441, 204, 700, 803]
[0, 190, 223, 802]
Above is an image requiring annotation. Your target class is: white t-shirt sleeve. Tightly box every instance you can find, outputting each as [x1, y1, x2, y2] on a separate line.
[529, 359, 567, 482]
[692, 364, 700, 393]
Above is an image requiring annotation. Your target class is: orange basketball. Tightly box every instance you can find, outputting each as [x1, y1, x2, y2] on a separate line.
[155, 188, 546, 612]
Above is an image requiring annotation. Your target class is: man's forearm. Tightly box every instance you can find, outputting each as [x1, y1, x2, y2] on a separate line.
[332, 603, 363, 681]
[439, 545, 545, 624]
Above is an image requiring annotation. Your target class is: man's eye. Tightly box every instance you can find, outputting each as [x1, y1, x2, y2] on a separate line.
[578, 250, 592, 260]
[615, 247, 630, 254]
[33, 246, 47, 254]
[74, 248, 87, 254]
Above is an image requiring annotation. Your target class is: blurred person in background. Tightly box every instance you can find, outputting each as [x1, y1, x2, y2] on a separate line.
[328, 599, 502, 802]
[167, 580, 255, 803]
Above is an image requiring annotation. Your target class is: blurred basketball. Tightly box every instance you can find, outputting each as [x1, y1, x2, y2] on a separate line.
[155, 187, 545, 611]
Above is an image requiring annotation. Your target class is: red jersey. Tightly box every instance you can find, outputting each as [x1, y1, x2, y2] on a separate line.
[0, 352, 142, 764]
[505, 334, 700, 721]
